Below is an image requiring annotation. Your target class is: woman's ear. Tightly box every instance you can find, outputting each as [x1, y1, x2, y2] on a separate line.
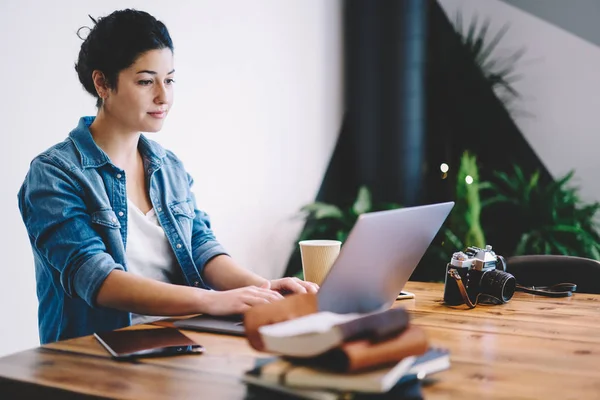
[91, 70, 109, 100]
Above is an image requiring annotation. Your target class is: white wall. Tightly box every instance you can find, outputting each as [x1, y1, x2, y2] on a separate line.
[439, 0, 600, 204]
[0, 0, 342, 356]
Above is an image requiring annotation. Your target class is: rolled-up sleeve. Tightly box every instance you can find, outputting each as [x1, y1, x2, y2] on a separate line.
[18, 157, 123, 307]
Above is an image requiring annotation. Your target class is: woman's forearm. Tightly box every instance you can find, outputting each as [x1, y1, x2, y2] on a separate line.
[202, 255, 268, 290]
[95, 269, 210, 316]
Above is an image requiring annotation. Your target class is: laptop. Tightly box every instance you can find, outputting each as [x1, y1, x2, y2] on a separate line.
[174, 201, 454, 335]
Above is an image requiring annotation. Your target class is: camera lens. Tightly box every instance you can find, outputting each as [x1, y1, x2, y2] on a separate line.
[480, 270, 516, 303]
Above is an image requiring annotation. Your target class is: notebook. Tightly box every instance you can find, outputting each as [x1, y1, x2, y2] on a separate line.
[248, 356, 417, 393]
[94, 327, 204, 360]
[243, 348, 448, 399]
[257, 308, 409, 357]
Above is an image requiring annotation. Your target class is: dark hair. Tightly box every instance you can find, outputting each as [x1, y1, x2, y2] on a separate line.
[75, 9, 174, 107]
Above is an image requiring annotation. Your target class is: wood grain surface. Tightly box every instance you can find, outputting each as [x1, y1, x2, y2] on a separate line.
[1, 281, 599, 399]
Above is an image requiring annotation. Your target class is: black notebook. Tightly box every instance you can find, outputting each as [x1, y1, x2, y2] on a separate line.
[94, 328, 204, 360]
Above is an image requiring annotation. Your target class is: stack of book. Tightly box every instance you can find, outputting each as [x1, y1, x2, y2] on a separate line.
[243, 308, 450, 399]
[244, 348, 449, 400]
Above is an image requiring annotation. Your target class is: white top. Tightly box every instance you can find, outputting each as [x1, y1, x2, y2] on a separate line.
[125, 198, 182, 325]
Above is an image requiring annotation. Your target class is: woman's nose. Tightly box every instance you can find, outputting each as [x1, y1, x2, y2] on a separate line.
[155, 84, 168, 104]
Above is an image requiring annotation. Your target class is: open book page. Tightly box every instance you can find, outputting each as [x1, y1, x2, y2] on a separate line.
[258, 312, 361, 337]
[257, 312, 363, 357]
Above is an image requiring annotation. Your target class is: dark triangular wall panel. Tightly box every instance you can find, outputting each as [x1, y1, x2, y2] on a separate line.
[284, 0, 552, 279]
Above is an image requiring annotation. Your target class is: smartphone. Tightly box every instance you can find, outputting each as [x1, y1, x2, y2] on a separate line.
[94, 327, 204, 360]
[396, 291, 416, 300]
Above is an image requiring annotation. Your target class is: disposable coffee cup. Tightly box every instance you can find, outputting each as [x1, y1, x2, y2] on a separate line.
[298, 240, 341, 285]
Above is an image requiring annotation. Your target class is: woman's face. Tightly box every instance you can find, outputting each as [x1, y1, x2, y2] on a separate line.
[105, 48, 175, 133]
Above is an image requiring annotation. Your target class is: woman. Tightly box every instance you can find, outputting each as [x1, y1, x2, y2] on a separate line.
[18, 9, 316, 344]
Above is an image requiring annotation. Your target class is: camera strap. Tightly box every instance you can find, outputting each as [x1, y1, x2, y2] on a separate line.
[515, 283, 577, 298]
[447, 268, 477, 309]
[448, 268, 524, 308]
[448, 268, 577, 306]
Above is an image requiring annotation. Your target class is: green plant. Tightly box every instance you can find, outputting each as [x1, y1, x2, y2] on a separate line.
[297, 185, 402, 244]
[452, 151, 486, 248]
[482, 166, 600, 259]
[423, 151, 486, 275]
[290, 186, 402, 279]
[453, 12, 526, 113]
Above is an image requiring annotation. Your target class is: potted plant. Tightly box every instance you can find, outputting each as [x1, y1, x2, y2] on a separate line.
[482, 166, 600, 259]
[290, 186, 402, 278]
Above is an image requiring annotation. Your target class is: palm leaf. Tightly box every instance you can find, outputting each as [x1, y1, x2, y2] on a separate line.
[300, 202, 344, 220]
[477, 22, 508, 65]
[352, 185, 372, 216]
[484, 165, 600, 260]
[453, 12, 527, 113]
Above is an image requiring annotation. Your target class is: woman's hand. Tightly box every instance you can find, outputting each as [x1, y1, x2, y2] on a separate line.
[203, 285, 284, 315]
[244, 290, 318, 350]
[269, 277, 319, 295]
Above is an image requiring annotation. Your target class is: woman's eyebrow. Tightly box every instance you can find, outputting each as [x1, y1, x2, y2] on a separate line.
[136, 69, 175, 75]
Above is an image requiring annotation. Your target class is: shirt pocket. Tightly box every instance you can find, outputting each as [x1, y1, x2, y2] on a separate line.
[90, 209, 124, 257]
[169, 199, 195, 241]
[91, 209, 121, 229]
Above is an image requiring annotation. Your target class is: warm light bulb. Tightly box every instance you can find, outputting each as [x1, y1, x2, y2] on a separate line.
[465, 175, 474, 185]
[440, 163, 449, 173]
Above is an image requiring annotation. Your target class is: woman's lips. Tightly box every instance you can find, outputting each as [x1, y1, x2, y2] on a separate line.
[148, 111, 167, 119]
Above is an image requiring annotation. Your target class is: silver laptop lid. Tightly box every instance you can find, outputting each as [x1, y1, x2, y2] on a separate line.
[317, 201, 454, 314]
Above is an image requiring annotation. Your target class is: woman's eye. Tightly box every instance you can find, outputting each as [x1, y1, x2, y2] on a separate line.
[166, 78, 176, 85]
[138, 80, 153, 86]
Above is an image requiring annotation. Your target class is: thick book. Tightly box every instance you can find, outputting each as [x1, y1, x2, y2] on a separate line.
[257, 308, 409, 357]
[247, 355, 416, 394]
[243, 348, 449, 399]
[406, 347, 450, 377]
[243, 373, 424, 400]
[291, 324, 428, 373]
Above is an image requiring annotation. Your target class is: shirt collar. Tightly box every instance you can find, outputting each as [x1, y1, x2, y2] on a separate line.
[69, 116, 166, 169]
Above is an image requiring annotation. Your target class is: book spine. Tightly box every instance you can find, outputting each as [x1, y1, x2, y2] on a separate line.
[337, 308, 409, 342]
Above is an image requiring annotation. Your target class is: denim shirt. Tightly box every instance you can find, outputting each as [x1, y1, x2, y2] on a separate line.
[18, 116, 228, 344]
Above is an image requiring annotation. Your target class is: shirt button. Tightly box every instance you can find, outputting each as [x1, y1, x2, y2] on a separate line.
[157, 207, 162, 212]
[118, 211, 124, 217]
[111, 217, 117, 223]
[176, 243, 182, 249]
[116, 173, 122, 179]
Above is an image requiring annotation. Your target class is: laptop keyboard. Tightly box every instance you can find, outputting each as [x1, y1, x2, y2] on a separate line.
[213, 314, 244, 323]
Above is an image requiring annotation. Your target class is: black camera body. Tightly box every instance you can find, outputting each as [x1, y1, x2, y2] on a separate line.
[443, 245, 516, 306]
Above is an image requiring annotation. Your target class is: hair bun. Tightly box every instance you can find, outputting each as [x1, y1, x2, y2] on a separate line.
[76, 26, 92, 41]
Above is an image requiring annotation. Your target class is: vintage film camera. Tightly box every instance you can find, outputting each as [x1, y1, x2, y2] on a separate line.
[443, 245, 516, 307]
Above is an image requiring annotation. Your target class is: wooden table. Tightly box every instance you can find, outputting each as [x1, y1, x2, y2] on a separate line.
[1, 281, 599, 399]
